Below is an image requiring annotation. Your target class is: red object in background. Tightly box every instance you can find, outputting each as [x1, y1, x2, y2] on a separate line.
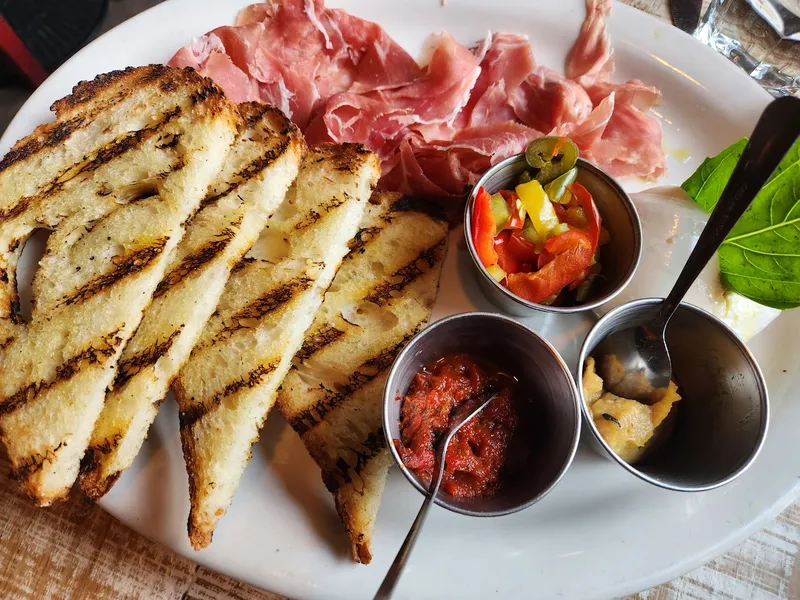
[0, 17, 47, 86]
[0, 0, 109, 88]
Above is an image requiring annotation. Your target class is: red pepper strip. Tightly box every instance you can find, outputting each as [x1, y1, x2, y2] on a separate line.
[538, 249, 555, 270]
[507, 194, 525, 230]
[496, 190, 525, 230]
[553, 203, 567, 220]
[472, 187, 498, 267]
[507, 230, 593, 303]
[506, 231, 539, 264]
[544, 229, 592, 254]
[564, 183, 601, 290]
[569, 182, 601, 251]
[495, 231, 523, 273]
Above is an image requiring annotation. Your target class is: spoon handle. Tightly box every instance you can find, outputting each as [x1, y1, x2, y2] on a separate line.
[372, 492, 435, 600]
[373, 450, 448, 600]
[655, 95, 800, 330]
[373, 393, 497, 600]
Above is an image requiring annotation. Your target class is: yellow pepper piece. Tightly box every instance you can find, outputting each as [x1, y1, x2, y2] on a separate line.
[486, 264, 507, 282]
[516, 179, 559, 240]
[552, 222, 571, 236]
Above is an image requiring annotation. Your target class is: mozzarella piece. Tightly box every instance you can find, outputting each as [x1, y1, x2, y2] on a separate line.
[600, 186, 781, 342]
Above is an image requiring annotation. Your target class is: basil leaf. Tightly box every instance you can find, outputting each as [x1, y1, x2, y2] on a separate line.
[682, 138, 800, 309]
[681, 138, 746, 211]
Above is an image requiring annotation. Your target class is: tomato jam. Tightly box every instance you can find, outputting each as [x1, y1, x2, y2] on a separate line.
[395, 353, 532, 498]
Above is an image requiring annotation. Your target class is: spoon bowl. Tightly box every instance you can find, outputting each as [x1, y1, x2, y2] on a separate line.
[594, 319, 673, 394]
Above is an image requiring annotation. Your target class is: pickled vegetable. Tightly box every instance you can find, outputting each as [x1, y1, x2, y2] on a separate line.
[486, 264, 507, 282]
[469, 136, 607, 306]
[516, 179, 559, 240]
[490, 193, 511, 231]
[472, 187, 498, 267]
[524, 137, 579, 185]
[544, 167, 578, 203]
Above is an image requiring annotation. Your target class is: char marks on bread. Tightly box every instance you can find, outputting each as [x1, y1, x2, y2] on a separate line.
[277, 190, 449, 563]
[79, 102, 306, 500]
[172, 142, 380, 550]
[0, 65, 240, 506]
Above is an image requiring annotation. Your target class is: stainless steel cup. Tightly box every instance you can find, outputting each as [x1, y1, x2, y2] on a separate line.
[578, 298, 769, 491]
[383, 312, 581, 516]
[464, 155, 642, 316]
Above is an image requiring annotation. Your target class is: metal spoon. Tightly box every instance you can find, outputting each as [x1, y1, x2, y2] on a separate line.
[597, 95, 800, 393]
[373, 391, 498, 600]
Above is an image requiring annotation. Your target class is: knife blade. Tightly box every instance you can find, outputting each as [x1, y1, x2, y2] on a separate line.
[669, 0, 703, 34]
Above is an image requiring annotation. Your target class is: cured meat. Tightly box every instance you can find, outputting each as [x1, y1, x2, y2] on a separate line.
[383, 121, 541, 198]
[562, 92, 615, 150]
[565, 0, 613, 83]
[586, 102, 666, 179]
[510, 67, 593, 133]
[587, 79, 661, 111]
[169, 0, 420, 129]
[564, 0, 666, 178]
[169, 0, 666, 200]
[323, 32, 481, 153]
[460, 33, 536, 128]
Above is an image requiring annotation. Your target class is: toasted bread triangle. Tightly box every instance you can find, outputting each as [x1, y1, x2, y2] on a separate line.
[79, 103, 306, 500]
[0, 65, 240, 505]
[173, 143, 379, 549]
[277, 192, 449, 563]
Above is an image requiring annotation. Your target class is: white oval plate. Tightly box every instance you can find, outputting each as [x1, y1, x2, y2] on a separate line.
[3, 1, 798, 599]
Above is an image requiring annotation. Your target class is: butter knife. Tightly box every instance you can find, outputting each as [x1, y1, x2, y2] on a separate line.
[670, 0, 703, 34]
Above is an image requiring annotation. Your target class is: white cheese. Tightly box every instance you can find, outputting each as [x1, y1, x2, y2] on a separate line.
[600, 186, 781, 342]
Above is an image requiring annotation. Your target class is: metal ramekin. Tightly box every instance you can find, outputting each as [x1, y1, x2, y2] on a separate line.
[577, 298, 769, 492]
[464, 155, 642, 316]
[383, 312, 581, 516]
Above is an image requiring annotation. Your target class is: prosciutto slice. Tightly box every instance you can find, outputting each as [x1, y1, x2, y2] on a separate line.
[169, 0, 666, 200]
[563, 0, 666, 178]
[510, 67, 593, 133]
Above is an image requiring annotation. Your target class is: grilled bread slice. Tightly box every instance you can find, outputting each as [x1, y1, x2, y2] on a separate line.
[173, 143, 380, 549]
[0, 65, 240, 505]
[277, 192, 449, 563]
[79, 103, 305, 500]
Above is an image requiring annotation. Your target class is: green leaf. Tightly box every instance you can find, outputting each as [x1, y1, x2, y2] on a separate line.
[681, 138, 747, 211]
[681, 138, 800, 309]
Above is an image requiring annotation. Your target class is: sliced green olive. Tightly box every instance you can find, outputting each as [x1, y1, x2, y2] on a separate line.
[518, 169, 533, 184]
[524, 137, 579, 185]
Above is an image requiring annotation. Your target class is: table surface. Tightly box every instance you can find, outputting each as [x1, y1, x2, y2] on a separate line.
[0, 1, 798, 599]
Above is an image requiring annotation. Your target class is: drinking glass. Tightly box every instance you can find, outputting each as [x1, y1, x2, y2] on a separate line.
[696, 0, 800, 96]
